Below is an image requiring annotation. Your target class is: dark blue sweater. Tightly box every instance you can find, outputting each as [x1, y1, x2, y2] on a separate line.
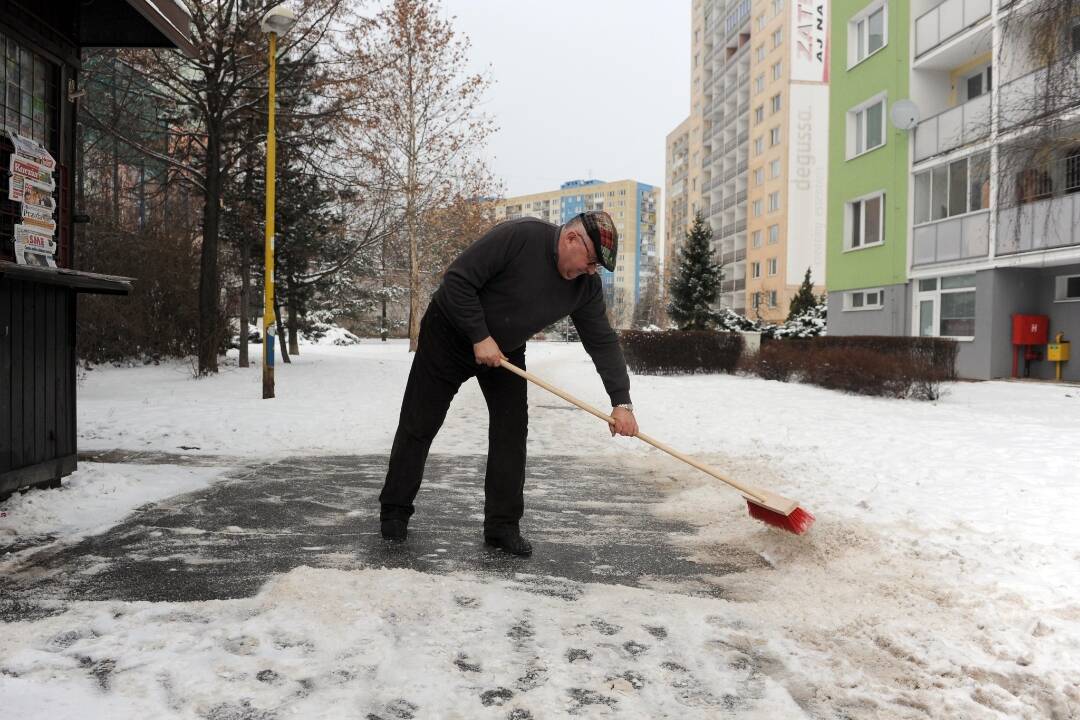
[432, 217, 631, 405]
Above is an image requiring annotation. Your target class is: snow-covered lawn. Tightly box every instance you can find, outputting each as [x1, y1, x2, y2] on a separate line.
[2, 340, 1078, 718]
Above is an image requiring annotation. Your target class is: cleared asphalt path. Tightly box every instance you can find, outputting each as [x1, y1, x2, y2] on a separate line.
[0, 454, 765, 616]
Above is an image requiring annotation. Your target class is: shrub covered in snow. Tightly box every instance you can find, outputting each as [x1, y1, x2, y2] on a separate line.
[711, 301, 827, 339]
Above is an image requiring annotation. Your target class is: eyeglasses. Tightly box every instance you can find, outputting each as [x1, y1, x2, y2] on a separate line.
[578, 234, 600, 269]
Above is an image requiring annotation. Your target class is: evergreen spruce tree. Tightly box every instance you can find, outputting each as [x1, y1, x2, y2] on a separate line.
[667, 213, 723, 330]
[787, 267, 817, 321]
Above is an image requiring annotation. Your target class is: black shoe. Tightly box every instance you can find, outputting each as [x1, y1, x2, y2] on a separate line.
[484, 532, 532, 557]
[381, 518, 408, 542]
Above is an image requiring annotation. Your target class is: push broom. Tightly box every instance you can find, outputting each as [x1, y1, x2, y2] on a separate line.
[499, 359, 815, 535]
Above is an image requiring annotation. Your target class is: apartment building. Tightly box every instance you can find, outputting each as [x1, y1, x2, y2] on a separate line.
[666, 0, 828, 323]
[826, 0, 911, 336]
[828, 0, 1080, 381]
[493, 179, 660, 328]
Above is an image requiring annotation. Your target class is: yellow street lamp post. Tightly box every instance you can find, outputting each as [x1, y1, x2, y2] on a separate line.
[259, 4, 296, 399]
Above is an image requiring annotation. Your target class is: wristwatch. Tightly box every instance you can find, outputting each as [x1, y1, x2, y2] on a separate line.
[614, 403, 634, 412]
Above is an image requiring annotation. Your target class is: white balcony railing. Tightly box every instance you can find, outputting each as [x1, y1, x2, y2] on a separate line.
[997, 192, 1080, 255]
[915, 0, 991, 57]
[914, 93, 991, 161]
[912, 209, 990, 266]
[998, 54, 1080, 131]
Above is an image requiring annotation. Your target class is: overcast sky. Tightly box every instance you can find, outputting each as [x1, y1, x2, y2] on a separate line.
[440, 1, 690, 199]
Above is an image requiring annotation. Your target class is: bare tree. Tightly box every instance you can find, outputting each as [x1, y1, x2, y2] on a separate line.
[81, 0, 354, 375]
[349, 0, 495, 351]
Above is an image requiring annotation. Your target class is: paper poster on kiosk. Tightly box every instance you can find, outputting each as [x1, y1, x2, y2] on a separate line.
[22, 180, 55, 213]
[6, 130, 56, 171]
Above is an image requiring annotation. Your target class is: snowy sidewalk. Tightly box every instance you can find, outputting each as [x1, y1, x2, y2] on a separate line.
[1, 340, 1079, 718]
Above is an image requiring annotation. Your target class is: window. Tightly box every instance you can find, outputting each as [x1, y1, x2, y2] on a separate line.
[848, 96, 885, 157]
[755, 74, 765, 92]
[772, 61, 783, 80]
[770, 158, 782, 178]
[751, 261, 761, 278]
[752, 230, 763, 247]
[768, 224, 779, 244]
[772, 0, 784, 15]
[752, 292, 761, 309]
[767, 257, 778, 276]
[768, 290, 778, 307]
[757, 13, 767, 29]
[843, 288, 884, 311]
[849, 2, 886, 66]
[915, 273, 976, 339]
[754, 137, 764, 155]
[964, 65, 992, 101]
[913, 152, 990, 224]
[1055, 274, 1080, 301]
[772, 28, 783, 48]
[756, 44, 766, 62]
[754, 167, 765, 185]
[768, 191, 781, 211]
[1072, 21, 1080, 53]
[755, 105, 764, 123]
[847, 192, 885, 249]
[770, 127, 781, 146]
[771, 93, 782, 113]
[752, 199, 763, 216]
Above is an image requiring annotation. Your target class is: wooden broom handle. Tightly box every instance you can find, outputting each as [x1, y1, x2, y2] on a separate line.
[498, 359, 767, 504]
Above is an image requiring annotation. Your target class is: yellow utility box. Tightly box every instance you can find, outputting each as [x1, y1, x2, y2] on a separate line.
[1048, 332, 1070, 380]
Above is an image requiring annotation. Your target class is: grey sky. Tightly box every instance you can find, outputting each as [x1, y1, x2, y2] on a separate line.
[440, 1, 690, 199]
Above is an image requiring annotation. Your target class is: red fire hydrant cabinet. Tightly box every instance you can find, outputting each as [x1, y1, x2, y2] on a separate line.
[1012, 314, 1049, 377]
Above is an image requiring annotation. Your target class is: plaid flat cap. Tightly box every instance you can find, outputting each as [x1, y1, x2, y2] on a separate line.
[577, 210, 618, 271]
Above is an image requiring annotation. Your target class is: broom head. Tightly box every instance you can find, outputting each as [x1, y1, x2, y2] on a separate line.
[746, 498, 816, 535]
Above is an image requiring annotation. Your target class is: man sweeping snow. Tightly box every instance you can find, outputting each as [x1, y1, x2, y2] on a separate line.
[379, 210, 638, 556]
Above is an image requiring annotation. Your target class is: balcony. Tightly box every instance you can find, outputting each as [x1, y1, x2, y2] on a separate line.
[998, 54, 1080, 132]
[911, 209, 990, 266]
[722, 248, 747, 265]
[997, 155, 1080, 255]
[914, 0, 991, 59]
[914, 93, 991, 162]
[722, 278, 747, 293]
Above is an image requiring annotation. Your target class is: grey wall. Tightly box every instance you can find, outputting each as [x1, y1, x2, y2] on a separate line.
[826, 284, 910, 336]
[979, 264, 1080, 381]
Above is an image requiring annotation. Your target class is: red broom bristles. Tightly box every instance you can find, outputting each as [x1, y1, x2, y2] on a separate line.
[746, 501, 816, 535]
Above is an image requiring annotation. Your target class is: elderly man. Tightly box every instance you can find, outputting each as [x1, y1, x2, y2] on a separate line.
[379, 210, 638, 556]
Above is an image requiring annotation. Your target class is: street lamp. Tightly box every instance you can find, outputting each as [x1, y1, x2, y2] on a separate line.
[259, 4, 296, 399]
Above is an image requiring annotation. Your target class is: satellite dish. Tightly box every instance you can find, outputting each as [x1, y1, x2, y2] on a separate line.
[890, 99, 921, 131]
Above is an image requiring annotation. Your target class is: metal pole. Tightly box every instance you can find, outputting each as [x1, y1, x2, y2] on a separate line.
[262, 31, 278, 399]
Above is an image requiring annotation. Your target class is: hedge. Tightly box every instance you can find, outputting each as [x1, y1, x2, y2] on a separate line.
[748, 335, 958, 400]
[620, 330, 744, 375]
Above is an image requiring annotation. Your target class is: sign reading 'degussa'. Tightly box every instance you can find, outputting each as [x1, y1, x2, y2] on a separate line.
[7, 131, 57, 268]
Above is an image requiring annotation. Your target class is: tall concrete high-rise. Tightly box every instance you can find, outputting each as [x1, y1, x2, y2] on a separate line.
[666, 0, 829, 322]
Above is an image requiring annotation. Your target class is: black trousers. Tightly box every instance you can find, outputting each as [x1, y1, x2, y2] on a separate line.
[380, 303, 528, 534]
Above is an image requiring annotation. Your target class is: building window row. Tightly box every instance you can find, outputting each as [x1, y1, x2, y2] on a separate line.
[848, 1, 886, 67]
[847, 95, 885, 158]
[913, 152, 990, 225]
[843, 288, 884, 311]
[916, 274, 976, 339]
[846, 191, 885, 250]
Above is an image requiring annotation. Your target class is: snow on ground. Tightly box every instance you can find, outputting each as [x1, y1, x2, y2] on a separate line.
[3, 339, 1080, 718]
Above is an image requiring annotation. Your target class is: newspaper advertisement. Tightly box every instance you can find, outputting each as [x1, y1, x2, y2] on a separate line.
[5, 132, 58, 266]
